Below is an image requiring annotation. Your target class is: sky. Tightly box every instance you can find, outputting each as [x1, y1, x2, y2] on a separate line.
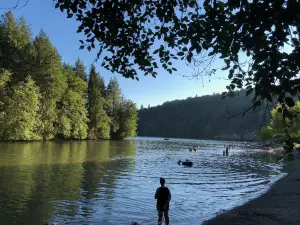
[0, 0, 230, 108]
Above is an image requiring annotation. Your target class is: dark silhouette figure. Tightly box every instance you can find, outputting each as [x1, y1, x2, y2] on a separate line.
[178, 160, 193, 166]
[155, 178, 171, 225]
[223, 150, 225, 156]
[226, 147, 229, 156]
[193, 148, 196, 152]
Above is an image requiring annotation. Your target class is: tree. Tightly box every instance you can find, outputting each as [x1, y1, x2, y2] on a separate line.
[269, 103, 300, 138]
[112, 99, 137, 139]
[0, 69, 11, 122]
[0, 76, 41, 141]
[259, 102, 300, 152]
[73, 58, 88, 102]
[32, 30, 67, 140]
[0, 12, 33, 83]
[73, 58, 87, 82]
[0, 68, 10, 95]
[258, 126, 273, 142]
[87, 65, 110, 139]
[140, 104, 144, 110]
[56, 66, 88, 139]
[106, 77, 122, 133]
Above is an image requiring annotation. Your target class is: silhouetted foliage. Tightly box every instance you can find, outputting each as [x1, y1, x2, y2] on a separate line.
[54, 0, 300, 113]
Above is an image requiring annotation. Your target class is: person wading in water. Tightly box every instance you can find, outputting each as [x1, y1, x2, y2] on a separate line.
[155, 178, 171, 225]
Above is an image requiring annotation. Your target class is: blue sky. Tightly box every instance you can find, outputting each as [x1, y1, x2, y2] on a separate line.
[0, 0, 230, 108]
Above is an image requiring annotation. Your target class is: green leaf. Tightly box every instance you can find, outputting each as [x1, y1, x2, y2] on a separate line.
[187, 55, 192, 63]
[196, 45, 202, 54]
[182, 47, 188, 51]
[186, 52, 193, 63]
[177, 52, 184, 56]
[222, 65, 230, 70]
[77, 27, 82, 33]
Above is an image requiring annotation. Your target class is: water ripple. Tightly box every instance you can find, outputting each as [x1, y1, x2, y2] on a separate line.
[0, 138, 282, 225]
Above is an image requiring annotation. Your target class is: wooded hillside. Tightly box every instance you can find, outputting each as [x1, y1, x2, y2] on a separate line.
[138, 91, 275, 140]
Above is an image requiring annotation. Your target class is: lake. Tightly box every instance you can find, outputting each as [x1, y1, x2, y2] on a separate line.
[0, 137, 283, 225]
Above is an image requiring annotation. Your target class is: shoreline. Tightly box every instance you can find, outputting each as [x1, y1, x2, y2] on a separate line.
[202, 160, 300, 225]
[135, 136, 261, 142]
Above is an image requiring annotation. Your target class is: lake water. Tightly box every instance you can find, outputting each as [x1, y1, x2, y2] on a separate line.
[0, 137, 283, 225]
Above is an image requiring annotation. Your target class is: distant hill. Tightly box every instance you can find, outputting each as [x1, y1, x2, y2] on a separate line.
[138, 91, 276, 141]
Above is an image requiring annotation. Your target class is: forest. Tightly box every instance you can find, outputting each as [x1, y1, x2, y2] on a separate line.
[138, 91, 276, 141]
[0, 12, 137, 141]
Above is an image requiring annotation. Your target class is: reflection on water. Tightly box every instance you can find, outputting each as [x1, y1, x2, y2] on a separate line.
[0, 141, 136, 225]
[0, 138, 282, 225]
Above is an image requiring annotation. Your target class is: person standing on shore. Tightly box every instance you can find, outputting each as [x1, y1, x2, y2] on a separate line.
[155, 178, 171, 225]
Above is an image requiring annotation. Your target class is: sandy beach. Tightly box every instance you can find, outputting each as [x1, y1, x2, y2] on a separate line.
[202, 160, 300, 225]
